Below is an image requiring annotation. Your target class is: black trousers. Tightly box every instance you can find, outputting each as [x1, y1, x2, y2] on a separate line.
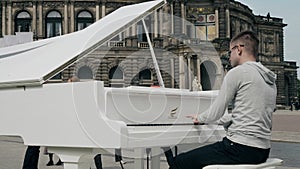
[166, 137, 270, 169]
[94, 154, 103, 169]
[22, 146, 40, 169]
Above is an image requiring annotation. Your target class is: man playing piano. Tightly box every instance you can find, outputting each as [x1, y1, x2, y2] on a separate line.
[164, 31, 277, 169]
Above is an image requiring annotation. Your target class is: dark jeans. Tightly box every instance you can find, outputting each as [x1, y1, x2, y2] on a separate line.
[94, 154, 103, 169]
[22, 146, 40, 169]
[166, 137, 270, 169]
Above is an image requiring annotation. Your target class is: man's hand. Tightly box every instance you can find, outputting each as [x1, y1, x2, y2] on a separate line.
[185, 114, 200, 124]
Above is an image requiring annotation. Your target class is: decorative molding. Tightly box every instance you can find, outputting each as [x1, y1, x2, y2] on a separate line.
[43, 2, 64, 8]
[13, 2, 33, 9]
[105, 2, 125, 9]
[262, 29, 274, 35]
[74, 1, 95, 8]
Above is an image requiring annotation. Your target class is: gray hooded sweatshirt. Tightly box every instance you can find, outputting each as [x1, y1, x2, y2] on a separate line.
[198, 61, 277, 149]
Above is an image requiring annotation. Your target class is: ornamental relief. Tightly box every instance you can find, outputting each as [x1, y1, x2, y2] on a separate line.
[262, 30, 274, 35]
[43, 2, 64, 8]
[105, 2, 126, 9]
[74, 2, 96, 8]
[13, 2, 33, 8]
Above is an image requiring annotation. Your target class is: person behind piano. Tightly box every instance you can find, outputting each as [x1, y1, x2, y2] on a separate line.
[164, 30, 277, 169]
[42, 76, 81, 167]
[22, 146, 40, 169]
[67, 76, 80, 83]
[66, 76, 104, 169]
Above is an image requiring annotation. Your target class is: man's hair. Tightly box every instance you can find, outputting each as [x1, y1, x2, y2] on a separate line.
[231, 30, 259, 58]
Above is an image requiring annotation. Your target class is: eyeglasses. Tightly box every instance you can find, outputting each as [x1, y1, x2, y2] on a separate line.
[227, 44, 245, 57]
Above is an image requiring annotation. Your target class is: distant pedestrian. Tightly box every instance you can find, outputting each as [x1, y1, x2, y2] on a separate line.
[295, 99, 299, 111]
[290, 99, 294, 111]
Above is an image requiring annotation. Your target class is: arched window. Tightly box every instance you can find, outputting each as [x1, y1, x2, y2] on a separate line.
[15, 11, 32, 33]
[131, 69, 152, 86]
[46, 11, 62, 38]
[78, 66, 93, 79]
[139, 69, 151, 80]
[76, 11, 94, 31]
[109, 66, 123, 79]
[109, 66, 124, 87]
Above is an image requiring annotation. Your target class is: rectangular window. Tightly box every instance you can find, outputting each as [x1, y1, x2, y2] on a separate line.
[207, 25, 216, 41]
[47, 22, 62, 38]
[55, 23, 62, 36]
[78, 23, 85, 31]
[47, 23, 53, 38]
[196, 26, 206, 40]
[187, 13, 216, 41]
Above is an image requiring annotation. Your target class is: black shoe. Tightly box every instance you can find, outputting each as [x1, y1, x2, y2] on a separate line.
[56, 159, 63, 165]
[46, 160, 54, 166]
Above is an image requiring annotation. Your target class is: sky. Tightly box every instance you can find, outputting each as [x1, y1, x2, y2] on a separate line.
[237, 0, 300, 78]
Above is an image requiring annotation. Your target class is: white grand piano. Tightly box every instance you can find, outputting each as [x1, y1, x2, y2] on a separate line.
[0, 0, 225, 169]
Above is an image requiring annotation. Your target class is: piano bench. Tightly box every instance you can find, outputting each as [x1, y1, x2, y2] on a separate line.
[203, 158, 283, 169]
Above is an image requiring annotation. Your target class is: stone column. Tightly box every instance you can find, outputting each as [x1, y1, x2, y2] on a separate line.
[132, 24, 136, 36]
[170, 58, 175, 88]
[154, 10, 158, 38]
[7, 1, 11, 35]
[70, 1, 75, 33]
[125, 27, 130, 39]
[64, 0, 68, 34]
[179, 55, 185, 89]
[181, 2, 185, 34]
[96, 1, 100, 20]
[170, 3, 174, 34]
[32, 1, 37, 36]
[101, 2, 106, 18]
[215, 8, 219, 38]
[225, 7, 230, 38]
[197, 57, 201, 83]
[38, 1, 43, 38]
[187, 56, 191, 90]
[159, 8, 163, 36]
[2, 2, 6, 36]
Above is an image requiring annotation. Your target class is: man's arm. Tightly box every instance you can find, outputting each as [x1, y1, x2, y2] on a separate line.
[197, 69, 239, 123]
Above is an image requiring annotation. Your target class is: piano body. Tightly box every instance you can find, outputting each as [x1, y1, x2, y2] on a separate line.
[0, 0, 225, 168]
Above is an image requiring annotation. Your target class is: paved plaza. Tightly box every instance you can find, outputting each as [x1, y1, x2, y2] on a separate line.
[0, 109, 299, 169]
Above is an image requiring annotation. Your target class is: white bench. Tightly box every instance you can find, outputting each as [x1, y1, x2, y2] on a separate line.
[203, 158, 283, 169]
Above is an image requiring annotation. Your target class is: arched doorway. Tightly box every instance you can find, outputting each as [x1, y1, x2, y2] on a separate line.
[200, 61, 217, 90]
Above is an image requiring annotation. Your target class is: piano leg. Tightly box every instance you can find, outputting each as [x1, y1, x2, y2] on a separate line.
[151, 147, 161, 169]
[48, 147, 92, 169]
[134, 148, 144, 169]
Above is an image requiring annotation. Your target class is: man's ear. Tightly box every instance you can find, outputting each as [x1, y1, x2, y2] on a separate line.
[237, 46, 243, 56]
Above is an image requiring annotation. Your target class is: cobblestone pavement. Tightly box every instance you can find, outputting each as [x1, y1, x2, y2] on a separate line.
[0, 109, 299, 169]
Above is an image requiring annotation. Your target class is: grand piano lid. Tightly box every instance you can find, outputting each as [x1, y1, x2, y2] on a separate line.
[0, 0, 165, 88]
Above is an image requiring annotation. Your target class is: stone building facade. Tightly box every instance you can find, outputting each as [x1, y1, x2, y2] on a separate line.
[0, 0, 297, 106]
